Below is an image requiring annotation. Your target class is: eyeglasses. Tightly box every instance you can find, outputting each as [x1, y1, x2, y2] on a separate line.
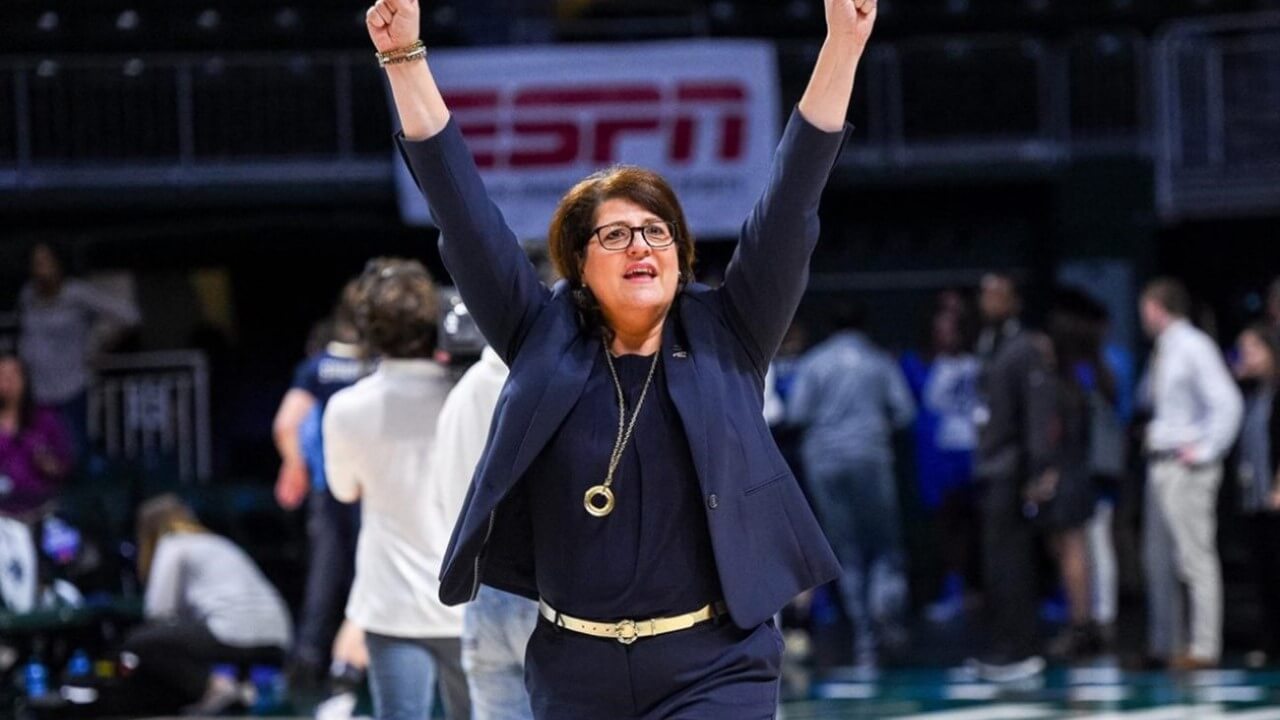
[590, 221, 677, 252]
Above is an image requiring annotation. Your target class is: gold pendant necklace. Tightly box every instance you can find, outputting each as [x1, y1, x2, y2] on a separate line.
[584, 342, 660, 518]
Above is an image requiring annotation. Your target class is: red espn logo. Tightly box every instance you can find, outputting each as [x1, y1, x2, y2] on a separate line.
[446, 81, 749, 170]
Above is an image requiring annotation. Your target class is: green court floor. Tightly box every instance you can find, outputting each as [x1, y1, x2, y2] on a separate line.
[784, 666, 1280, 718]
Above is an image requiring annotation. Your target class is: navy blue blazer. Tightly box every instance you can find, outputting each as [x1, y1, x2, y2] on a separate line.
[397, 108, 847, 630]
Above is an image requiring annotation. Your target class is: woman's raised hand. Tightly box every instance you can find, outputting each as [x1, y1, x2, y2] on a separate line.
[367, 0, 421, 54]
[825, 0, 877, 51]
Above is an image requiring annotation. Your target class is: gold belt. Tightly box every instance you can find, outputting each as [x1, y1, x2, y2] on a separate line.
[538, 599, 728, 645]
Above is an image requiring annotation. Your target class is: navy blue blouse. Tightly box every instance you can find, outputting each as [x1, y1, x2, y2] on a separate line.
[526, 347, 723, 622]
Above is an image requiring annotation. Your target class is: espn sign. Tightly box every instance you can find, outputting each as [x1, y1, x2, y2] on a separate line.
[394, 41, 781, 241]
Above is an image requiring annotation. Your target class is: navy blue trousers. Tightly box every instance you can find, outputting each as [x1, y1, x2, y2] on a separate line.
[294, 490, 360, 668]
[524, 616, 781, 719]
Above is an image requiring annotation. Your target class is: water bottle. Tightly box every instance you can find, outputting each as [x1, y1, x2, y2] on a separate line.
[24, 657, 49, 699]
[249, 665, 285, 713]
[65, 649, 92, 681]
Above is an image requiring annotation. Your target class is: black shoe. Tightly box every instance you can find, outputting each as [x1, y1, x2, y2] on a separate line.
[328, 661, 366, 694]
[1121, 653, 1166, 671]
[1048, 623, 1104, 660]
[284, 656, 325, 694]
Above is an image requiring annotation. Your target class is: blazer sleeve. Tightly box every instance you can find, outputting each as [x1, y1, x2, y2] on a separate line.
[720, 108, 850, 373]
[396, 120, 550, 364]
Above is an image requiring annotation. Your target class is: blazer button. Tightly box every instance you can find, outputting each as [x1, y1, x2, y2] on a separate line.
[707, 493, 719, 510]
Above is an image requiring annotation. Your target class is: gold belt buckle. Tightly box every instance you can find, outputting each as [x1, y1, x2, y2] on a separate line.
[614, 618, 638, 645]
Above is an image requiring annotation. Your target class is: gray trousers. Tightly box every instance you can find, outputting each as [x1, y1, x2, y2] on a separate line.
[805, 455, 908, 666]
[1144, 459, 1223, 662]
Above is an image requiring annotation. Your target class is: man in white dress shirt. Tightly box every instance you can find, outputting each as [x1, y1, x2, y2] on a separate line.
[324, 258, 470, 720]
[1139, 278, 1243, 670]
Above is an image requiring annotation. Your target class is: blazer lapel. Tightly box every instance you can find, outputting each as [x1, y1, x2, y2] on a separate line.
[664, 307, 713, 490]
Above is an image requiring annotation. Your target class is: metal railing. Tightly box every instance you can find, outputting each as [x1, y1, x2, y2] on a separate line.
[1154, 12, 1280, 221]
[0, 31, 1152, 191]
[87, 351, 212, 485]
[834, 30, 1151, 170]
[0, 52, 391, 191]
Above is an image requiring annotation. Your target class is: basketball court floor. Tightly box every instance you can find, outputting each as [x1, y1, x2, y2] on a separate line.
[150, 665, 1280, 719]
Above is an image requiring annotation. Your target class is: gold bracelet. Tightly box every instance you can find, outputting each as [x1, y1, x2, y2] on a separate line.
[379, 47, 427, 67]
[375, 40, 426, 66]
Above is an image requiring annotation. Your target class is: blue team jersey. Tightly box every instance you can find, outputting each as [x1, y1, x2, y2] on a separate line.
[291, 342, 370, 491]
[290, 342, 369, 408]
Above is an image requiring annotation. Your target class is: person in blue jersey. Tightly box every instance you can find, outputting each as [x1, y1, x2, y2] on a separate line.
[368, 0, 875, 716]
[272, 279, 372, 684]
[900, 296, 980, 624]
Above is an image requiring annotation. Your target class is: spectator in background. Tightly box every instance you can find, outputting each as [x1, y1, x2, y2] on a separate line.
[788, 303, 916, 672]
[901, 292, 979, 623]
[1076, 297, 1129, 646]
[1139, 278, 1243, 670]
[272, 280, 371, 684]
[18, 242, 140, 460]
[124, 494, 292, 715]
[1232, 323, 1280, 666]
[971, 273, 1051, 680]
[0, 352, 73, 518]
[434, 343, 538, 720]
[1039, 291, 1108, 661]
[324, 259, 470, 720]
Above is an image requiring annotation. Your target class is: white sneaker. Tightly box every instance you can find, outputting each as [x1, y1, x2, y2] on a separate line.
[975, 655, 1046, 683]
[315, 691, 358, 720]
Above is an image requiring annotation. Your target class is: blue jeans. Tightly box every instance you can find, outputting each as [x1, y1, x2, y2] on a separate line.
[805, 455, 908, 666]
[365, 633, 470, 720]
[463, 586, 538, 720]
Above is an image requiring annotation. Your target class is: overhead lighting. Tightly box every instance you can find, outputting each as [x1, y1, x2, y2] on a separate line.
[117, 9, 141, 31]
[197, 9, 221, 31]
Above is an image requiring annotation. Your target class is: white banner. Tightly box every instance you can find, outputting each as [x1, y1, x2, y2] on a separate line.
[394, 40, 782, 241]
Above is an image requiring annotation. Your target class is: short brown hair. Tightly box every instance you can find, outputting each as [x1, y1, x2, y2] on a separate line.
[1142, 277, 1191, 318]
[331, 277, 366, 346]
[547, 165, 696, 293]
[357, 258, 439, 359]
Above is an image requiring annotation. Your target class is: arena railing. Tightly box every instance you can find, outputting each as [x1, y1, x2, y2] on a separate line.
[88, 351, 212, 486]
[1154, 11, 1280, 221]
[0, 32, 1151, 192]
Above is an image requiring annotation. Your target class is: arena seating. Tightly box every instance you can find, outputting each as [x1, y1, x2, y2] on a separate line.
[0, 0, 1269, 53]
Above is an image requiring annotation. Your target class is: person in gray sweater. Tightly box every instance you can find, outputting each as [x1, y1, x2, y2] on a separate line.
[121, 494, 292, 714]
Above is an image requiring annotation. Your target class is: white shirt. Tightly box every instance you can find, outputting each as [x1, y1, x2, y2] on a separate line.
[145, 533, 292, 649]
[433, 347, 509, 494]
[323, 359, 466, 638]
[1145, 319, 1244, 463]
[924, 354, 980, 452]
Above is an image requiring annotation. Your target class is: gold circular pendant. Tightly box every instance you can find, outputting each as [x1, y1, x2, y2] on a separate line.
[584, 485, 615, 517]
